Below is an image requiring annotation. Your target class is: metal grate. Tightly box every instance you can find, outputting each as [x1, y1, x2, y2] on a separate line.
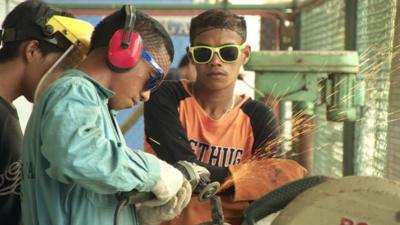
[299, 0, 345, 177]
[355, 0, 397, 177]
[386, 1, 400, 180]
[300, 0, 399, 179]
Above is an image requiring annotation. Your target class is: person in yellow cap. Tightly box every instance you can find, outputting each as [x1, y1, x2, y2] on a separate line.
[0, 1, 93, 224]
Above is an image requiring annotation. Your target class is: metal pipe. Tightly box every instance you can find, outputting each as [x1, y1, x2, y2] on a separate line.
[260, 13, 283, 50]
[49, 3, 289, 19]
[48, 3, 293, 11]
[293, 0, 325, 13]
[343, 0, 358, 176]
[297, 115, 314, 173]
[64, 8, 287, 17]
[48, 2, 288, 51]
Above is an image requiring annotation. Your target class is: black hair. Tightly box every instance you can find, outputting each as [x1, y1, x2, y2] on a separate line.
[0, 0, 71, 63]
[178, 55, 189, 68]
[90, 7, 174, 64]
[189, 9, 247, 44]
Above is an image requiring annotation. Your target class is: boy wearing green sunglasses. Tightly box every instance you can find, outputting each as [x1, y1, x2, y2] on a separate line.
[144, 9, 305, 225]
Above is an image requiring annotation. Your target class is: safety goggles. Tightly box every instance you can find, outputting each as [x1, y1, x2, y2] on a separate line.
[142, 50, 165, 92]
[188, 43, 246, 64]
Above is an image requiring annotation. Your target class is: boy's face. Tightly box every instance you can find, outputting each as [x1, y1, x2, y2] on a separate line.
[189, 28, 250, 91]
[108, 47, 170, 110]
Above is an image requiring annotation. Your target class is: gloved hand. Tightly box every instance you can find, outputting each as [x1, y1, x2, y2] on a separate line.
[144, 159, 184, 207]
[138, 179, 192, 225]
[175, 161, 210, 192]
[187, 162, 210, 182]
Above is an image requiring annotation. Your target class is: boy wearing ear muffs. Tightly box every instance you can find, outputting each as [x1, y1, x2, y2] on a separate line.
[21, 4, 191, 225]
[144, 9, 307, 225]
[0, 1, 93, 225]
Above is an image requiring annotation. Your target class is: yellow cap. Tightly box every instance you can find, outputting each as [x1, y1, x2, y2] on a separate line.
[46, 15, 94, 55]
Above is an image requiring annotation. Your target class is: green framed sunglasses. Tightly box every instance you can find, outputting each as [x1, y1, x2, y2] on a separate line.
[188, 43, 246, 64]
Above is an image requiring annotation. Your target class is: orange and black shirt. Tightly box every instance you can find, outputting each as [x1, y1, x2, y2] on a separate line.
[144, 80, 279, 182]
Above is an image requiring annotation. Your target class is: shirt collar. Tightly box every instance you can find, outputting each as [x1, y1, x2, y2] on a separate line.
[62, 69, 114, 99]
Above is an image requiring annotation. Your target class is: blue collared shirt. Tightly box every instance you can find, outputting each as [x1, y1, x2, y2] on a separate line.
[21, 69, 161, 225]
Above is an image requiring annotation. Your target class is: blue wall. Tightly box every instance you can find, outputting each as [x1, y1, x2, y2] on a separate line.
[117, 106, 145, 150]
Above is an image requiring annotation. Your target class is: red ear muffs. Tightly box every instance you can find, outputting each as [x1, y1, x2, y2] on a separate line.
[108, 29, 143, 72]
[107, 5, 142, 73]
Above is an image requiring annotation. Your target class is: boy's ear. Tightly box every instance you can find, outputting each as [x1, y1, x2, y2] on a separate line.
[23, 40, 41, 63]
[242, 44, 251, 65]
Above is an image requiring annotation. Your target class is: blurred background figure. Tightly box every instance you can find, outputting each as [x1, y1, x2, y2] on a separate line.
[165, 55, 196, 81]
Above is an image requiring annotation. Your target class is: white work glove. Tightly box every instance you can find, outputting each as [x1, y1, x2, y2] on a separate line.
[143, 159, 184, 207]
[138, 179, 192, 225]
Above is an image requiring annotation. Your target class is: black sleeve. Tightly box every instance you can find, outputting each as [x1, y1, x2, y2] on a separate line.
[242, 100, 280, 153]
[0, 100, 22, 225]
[144, 81, 228, 182]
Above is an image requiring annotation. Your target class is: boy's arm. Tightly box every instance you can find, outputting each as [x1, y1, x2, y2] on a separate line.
[242, 100, 280, 154]
[40, 79, 163, 194]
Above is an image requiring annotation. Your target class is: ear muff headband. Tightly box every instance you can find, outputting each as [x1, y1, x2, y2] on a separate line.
[107, 5, 143, 73]
[121, 5, 135, 49]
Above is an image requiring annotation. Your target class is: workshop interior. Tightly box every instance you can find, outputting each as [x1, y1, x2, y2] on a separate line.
[1, 0, 399, 224]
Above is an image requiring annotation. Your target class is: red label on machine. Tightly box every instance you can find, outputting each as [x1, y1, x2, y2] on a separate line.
[340, 217, 368, 225]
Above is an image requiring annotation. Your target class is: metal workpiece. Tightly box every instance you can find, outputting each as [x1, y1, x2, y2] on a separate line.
[199, 195, 231, 225]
